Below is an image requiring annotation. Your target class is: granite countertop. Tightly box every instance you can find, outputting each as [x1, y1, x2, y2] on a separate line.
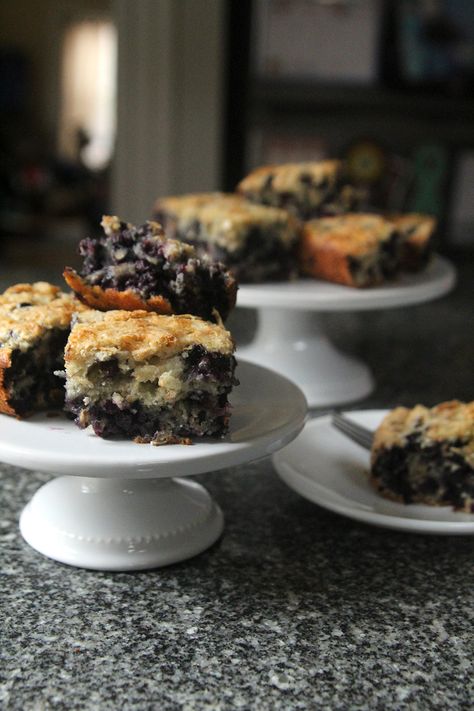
[1, 254, 474, 710]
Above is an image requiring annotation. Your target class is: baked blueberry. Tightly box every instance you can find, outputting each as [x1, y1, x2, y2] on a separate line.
[0, 282, 85, 416]
[153, 193, 300, 283]
[298, 214, 401, 287]
[237, 160, 362, 220]
[63, 309, 238, 445]
[371, 401, 474, 512]
[64, 215, 237, 322]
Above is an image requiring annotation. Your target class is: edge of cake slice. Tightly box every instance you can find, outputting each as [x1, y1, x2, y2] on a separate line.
[370, 401, 474, 512]
[0, 282, 84, 417]
[64, 215, 238, 322]
[388, 212, 436, 272]
[236, 160, 361, 219]
[298, 214, 401, 287]
[153, 193, 301, 283]
[63, 309, 238, 445]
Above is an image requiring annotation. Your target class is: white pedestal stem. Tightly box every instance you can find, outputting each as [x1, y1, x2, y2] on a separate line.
[238, 308, 374, 408]
[20, 475, 224, 571]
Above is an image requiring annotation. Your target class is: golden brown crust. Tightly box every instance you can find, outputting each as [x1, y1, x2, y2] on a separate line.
[372, 401, 474, 458]
[63, 268, 173, 314]
[237, 161, 365, 220]
[237, 160, 342, 194]
[153, 192, 301, 253]
[0, 282, 85, 417]
[153, 192, 221, 216]
[0, 281, 63, 305]
[0, 283, 85, 353]
[156, 192, 300, 229]
[65, 310, 235, 366]
[299, 228, 354, 286]
[298, 214, 397, 287]
[370, 401, 474, 512]
[302, 214, 396, 256]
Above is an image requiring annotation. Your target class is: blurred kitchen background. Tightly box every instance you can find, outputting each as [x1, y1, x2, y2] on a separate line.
[1, 0, 474, 283]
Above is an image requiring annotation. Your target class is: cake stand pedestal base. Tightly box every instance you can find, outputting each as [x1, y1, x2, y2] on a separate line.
[2, 361, 307, 571]
[238, 309, 374, 408]
[237, 257, 456, 408]
[20, 476, 224, 571]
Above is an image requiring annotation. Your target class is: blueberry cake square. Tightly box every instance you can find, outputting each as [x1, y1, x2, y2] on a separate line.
[371, 401, 474, 512]
[0, 282, 84, 417]
[153, 193, 300, 283]
[298, 214, 401, 287]
[236, 160, 361, 220]
[63, 310, 238, 444]
[64, 215, 237, 322]
[388, 213, 436, 272]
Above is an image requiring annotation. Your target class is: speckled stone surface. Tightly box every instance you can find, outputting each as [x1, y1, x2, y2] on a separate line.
[1, 253, 473, 710]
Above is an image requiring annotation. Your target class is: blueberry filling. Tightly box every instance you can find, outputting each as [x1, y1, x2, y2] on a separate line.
[348, 233, 400, 286]
[262, 173, 273, 189]
[66, 394, 231, 441]
[76, 220, 236, 321]
[244, 174, 357, 220]
[4, 329, 69, 415]
[86, 358, 122, 384]
[65, 345, 238, 442]
[372, 433, 474, 511]
[299, 173, 314, 186]
[402, 240, 432, 270]
[182, 345, 238, 387]
[169, 229, 297, 283]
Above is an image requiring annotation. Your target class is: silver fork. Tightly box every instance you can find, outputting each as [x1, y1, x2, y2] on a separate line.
[331, 412, 374, 450]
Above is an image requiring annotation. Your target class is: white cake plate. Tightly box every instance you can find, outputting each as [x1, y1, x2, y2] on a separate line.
[0, 361, 306, 571]
[237, 256, 456, 408]
[274, 411, 474, 535]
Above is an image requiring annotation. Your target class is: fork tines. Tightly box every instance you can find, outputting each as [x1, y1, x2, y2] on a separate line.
[331, 412, 374, 450]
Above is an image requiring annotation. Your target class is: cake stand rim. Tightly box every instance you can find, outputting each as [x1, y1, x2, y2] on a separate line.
[0, 360, 307, 479]
[236, 255, 456, 311]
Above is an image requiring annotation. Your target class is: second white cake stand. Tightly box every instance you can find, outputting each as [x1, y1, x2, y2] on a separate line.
[237, 256, 456, 408]
[0, 360, 307, 571]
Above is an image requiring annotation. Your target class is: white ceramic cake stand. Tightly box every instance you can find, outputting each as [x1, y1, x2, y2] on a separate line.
[237, 256, 456, 408]
[0, 361, 306, 571]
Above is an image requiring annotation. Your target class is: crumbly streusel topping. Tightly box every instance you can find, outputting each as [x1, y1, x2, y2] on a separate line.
[373, 401, 474, 462]
[66, 310, 234, 365]
[154, 193, 300, 252]
[388, 213, 436, 245]
[0, 283, 85, 352]
[64, 310, 235, 407]
[101, 215, 197, 262]
[303, 214, 397, 256]
[237, 160, 342, 194]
